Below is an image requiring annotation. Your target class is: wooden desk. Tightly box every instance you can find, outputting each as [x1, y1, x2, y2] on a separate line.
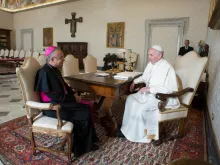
[64, 73, 135, 137]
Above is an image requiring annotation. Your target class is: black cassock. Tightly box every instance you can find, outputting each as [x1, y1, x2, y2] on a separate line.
[34, 63, 98, 157]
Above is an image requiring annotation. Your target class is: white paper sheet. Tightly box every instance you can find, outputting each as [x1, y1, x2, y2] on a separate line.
[113, 72, 142, 80]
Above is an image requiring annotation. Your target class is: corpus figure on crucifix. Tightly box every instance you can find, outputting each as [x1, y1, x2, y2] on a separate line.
[65, 12, 83, 37]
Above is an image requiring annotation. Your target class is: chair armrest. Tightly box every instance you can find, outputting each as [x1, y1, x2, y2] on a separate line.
[26, 101, 63, 130]
[155, 87, 194, 112]
[131, 82, 146, 93]
[26, 101, 52, 110]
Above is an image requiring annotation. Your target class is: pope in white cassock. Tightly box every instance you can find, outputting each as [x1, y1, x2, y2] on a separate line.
[120, 45, 180, 143]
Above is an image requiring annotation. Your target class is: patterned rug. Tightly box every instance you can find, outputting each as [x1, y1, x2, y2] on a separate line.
[0, 99, 207, 165]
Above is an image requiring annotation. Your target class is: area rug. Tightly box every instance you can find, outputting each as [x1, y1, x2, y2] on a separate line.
[0, 99, 207, 165]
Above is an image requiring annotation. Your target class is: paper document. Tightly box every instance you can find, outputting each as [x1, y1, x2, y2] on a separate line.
[113, 72, 142, 80]
[95, 72, 109, 77]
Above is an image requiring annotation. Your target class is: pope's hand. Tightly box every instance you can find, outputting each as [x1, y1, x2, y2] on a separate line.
[130, 82, 135, 92]
[139, 87, 150, 94]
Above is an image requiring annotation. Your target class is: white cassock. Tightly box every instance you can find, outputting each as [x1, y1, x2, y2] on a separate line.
[121, 58, 180, 143]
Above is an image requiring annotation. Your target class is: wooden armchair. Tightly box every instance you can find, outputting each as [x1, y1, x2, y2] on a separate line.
[16, 57, 74, 162]
[134, 52, 208, 143]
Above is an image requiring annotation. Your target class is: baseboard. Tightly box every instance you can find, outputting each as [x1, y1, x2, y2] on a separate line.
[204, 103, 220, 164]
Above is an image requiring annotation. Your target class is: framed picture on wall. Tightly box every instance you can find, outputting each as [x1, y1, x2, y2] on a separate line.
[43, 28, 53, 47]
[106, 22, 125, 48]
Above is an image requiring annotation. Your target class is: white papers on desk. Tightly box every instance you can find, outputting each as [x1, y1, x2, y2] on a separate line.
[113, 72, 142, 80]
[95, 72, 109, 77]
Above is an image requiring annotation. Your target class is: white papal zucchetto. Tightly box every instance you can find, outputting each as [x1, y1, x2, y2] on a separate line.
[152, 45, 163, 52]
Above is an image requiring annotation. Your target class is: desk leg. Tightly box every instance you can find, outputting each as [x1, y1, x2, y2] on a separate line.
[93, 96, 105, 123]
[100, 98, 117, 137]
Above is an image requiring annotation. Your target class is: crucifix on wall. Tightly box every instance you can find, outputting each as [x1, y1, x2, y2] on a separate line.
[65, 12, 83, 37]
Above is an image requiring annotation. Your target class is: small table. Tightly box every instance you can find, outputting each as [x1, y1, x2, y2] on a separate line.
[64, 73, 136, 136]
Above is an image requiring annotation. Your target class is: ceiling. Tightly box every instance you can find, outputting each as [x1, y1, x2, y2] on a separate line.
[0, 0, 74, 12]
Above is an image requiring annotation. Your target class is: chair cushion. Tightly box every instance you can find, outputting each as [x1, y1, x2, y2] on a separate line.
[159, 105, 188, 122]
[33, 113, 74, 133]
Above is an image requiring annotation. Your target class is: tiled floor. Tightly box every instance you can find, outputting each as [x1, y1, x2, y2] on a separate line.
[0, 74, 26, 124]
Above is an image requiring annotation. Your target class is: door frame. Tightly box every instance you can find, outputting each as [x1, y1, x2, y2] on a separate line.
[20, 28, 34, 51]
[144, 17, 189, 70]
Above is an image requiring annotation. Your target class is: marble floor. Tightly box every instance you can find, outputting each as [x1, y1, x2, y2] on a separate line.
[0, 74, 26, 124]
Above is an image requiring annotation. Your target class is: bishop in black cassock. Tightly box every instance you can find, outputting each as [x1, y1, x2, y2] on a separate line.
[34, 46, 98, 157]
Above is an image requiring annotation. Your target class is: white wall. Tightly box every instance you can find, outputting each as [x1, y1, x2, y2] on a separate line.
[206, 28, 220, 151]
[13, 0, 210, 70]
[0, 10, 13, 29]
[0, 10, 14, 48]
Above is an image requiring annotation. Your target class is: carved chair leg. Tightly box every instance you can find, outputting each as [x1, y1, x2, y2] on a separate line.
[178, 118, 186, 137]
[30, 129, 36, 154]
[67, 133, 72, 162]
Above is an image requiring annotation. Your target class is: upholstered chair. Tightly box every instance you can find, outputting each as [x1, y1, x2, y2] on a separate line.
[32, 51, 39, 59]
[62, 54, 79, 76]
[36, 54, 46, 66]
[19, 50, 25, 59]
[157, 52, 208, 142]
[8, 49, 14, 58]
[83, 54, 97, 73]
[3, 49, 9, 58]
[16, 57, 73, 162]
[0, 49, 4, 58]
[14, 50, 19, 58]
[25, 50, 32, 57]
[134, 51, 208, 145]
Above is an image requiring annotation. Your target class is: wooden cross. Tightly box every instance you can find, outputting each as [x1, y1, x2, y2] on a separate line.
[65, 12, 83, 37]
[128, 54, 134, 62]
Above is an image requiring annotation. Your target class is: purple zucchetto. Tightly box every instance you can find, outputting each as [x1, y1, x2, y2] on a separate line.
[45, 46, 56, 56]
